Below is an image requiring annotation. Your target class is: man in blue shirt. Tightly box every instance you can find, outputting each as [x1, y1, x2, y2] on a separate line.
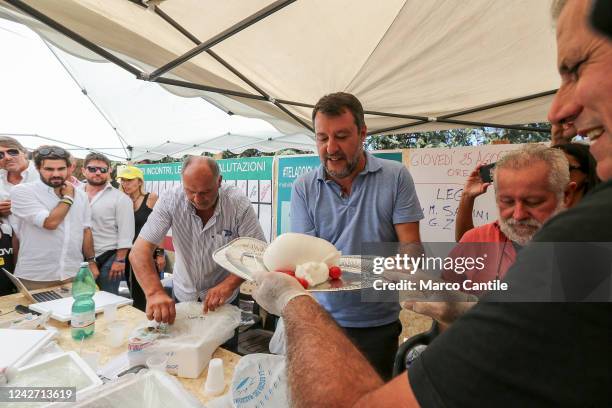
[290, 92, 423, 379]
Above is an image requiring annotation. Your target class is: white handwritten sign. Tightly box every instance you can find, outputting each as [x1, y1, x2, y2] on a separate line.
[408, 144, 522, 242]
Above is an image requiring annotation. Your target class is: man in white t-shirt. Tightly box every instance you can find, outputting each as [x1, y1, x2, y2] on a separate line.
[10, 146, 99, 289]
[0, 136, 39, 217]
[80, 152, 134, 295]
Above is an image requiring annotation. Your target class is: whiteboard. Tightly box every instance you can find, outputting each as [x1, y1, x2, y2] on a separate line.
[407, 144, 523, 242]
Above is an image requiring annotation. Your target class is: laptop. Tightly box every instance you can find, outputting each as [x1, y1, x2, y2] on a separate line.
[1, 268, 71, 303]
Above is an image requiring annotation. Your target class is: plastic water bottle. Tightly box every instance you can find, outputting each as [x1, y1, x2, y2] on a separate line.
[71, 262, 96, 340]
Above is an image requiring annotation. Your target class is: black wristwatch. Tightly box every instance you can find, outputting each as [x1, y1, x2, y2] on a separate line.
[85, 256, 96, 263]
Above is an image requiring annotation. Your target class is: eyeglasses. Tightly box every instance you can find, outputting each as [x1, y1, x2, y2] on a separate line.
[36, 147, 70, 158]
[86, 166, 109, 174]
[0, 149, 21, 159]
[569, 165, 584, 173]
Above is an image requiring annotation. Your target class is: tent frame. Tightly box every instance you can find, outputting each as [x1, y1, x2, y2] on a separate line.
[5, 0, 553, 139]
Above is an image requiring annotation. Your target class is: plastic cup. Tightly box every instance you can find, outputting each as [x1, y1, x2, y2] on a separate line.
[106, 321, 127, 348]
[203, 358, 225, 396]
[80, 350, 100, 372]
[104, 304, 118, 322]
[146, 354, 168, 372]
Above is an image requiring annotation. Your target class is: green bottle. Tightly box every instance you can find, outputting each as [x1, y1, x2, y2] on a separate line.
[71, 262, 96, 340]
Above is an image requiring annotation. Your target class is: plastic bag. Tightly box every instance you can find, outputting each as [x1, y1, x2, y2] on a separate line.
[128, 302, 241, 378]
[231, 354, 289, 408]
[48, 369, 204, 408]
[268, 318, 287, 355]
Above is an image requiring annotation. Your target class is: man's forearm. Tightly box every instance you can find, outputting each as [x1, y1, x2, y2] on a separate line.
[115, 248, 129, 261]
[223, 273, 244, 291]
[284, 296, 384, 408]
[455, 194, 476, 242]
[82, 228, 95, 259]
[43, 201, 71, 230]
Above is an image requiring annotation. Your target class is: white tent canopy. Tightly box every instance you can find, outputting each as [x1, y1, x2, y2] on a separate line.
[0, 18, 315, 160]
[0, 0, 558, 150]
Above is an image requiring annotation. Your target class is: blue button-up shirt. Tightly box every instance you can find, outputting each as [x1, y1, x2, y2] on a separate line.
[290, 152, 423, 327]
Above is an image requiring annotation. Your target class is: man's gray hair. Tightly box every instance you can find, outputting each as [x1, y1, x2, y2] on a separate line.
[181, 155, 220, 177]
[0, 136, 27, 153]
[551, 0, 569, 21]
[493, 144, 569, 198]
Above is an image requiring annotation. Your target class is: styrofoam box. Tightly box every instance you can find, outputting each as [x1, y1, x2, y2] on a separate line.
[4, 351, 102, 407]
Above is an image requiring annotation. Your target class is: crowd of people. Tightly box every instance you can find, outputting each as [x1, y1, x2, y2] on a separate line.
[0, 0, 609, 405]
[0, 142, 165, 312]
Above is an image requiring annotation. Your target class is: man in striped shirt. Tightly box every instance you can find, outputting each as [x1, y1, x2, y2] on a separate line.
[130, 156, 265, 324]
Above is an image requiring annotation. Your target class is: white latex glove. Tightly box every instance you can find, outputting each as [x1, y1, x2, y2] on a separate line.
[252, 271, 313, 316]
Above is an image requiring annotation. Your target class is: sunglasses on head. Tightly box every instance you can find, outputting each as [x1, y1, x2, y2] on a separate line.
[0, 149, 21, 159]
[37, 147, 70, 158]
[86, 166, 109, 174]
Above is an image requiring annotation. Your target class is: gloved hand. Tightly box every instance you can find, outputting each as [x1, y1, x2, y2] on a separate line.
[252, 270, 313, 316]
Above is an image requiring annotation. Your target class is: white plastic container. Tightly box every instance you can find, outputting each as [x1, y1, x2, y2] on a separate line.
[127, 303, 241, 379]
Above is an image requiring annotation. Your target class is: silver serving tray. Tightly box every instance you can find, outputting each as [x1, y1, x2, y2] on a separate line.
[213, 237, 365, 292]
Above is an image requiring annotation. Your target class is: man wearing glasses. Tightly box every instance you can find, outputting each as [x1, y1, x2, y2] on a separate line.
[10, 146, 98, 289]
[0, 136, 39, 217]
[80, 153, 134, 295]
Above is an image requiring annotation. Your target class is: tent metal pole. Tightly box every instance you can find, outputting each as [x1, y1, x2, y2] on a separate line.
[436, 119, 550, 133]
[367, 119, 550, 136]
[437, 90, 557, 119]
[154, 77, 267, 101]
[2, 133, 128, 160]
[364, 110, 428, 121]
[275, 99, 315, 109]
[153, 7, 269, 98]
[273, 103, 314, 132]
[5, 0, 143, 78]
[147, 0, 296, 81]
[367, 121, 429, 136]
[152, 4, 312, 132]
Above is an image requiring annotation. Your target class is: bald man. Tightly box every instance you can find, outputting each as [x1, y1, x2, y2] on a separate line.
[130, 156, 265, 325]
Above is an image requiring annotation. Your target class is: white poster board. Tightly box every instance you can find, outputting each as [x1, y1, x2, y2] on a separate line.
[408, 144, 523, 242]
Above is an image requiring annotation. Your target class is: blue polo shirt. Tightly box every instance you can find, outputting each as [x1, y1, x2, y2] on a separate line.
[290, 152, 423, 327]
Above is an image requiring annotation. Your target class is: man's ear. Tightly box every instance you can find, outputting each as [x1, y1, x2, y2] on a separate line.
[564, 181, 577, 207]
[359, 125, 368, 144]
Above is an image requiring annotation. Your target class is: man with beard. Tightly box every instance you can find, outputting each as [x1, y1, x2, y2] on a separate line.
[80, 153, 134, 295]
[410, 145, 576, 328]
[10, 146, 98, 289]
[442, 144, 576, 289]
[288, 92, 423, 380]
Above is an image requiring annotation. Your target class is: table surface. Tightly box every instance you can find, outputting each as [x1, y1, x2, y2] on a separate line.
[0, 288, 241, 405]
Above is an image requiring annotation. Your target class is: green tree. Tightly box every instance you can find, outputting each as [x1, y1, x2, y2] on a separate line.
[365, 123, 551, 150]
